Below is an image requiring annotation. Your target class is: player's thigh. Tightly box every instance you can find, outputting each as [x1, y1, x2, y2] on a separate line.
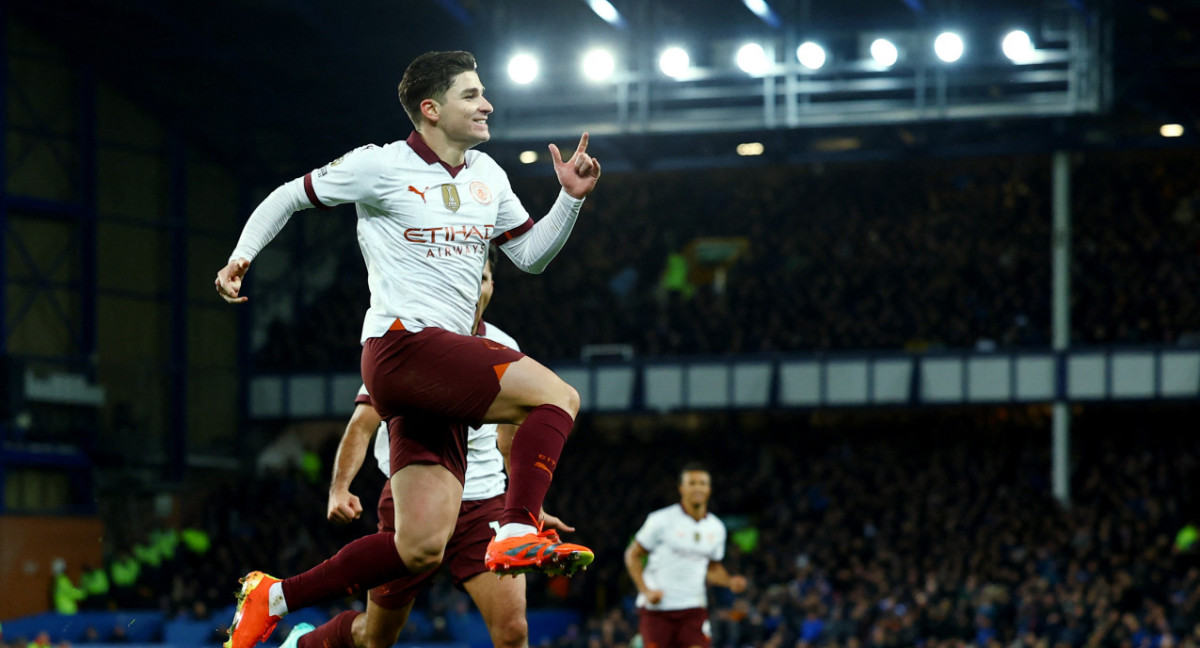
[638, 610, 674, 648]
[365, 327, 522, 426]
[482, 356, 579, 424]
[463, 572, 528, 647]
[390, 464, 462, 567]
[357, 598, 413, 648]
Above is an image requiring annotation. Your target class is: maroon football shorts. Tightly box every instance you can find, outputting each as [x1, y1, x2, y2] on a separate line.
[638, 607, 711, 648]
[362, 324, 524, 482]
[386, 411, 469, 485]
[370, 485, 505, 609]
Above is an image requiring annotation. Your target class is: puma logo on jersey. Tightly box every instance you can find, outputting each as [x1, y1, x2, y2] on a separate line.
[407, 185, 428, 202]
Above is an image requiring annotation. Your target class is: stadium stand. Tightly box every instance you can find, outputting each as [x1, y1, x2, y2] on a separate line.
[255, 149, 1200, 370]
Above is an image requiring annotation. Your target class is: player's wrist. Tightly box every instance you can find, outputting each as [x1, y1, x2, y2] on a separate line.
[558, 187, 587, 204]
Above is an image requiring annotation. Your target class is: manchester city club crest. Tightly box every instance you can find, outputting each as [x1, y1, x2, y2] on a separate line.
[441, 184, 461, 212]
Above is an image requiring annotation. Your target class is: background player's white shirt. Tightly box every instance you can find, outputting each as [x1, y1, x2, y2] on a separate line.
[306, 137, 532, 340]
[634, 504, 728, 612]
[367, 321, 519, 502]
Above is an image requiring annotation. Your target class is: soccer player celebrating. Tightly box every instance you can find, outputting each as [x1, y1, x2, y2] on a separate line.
[280, 250, 564, 648]
[625, 464, 748, 648]
[215, 50, 599, 648]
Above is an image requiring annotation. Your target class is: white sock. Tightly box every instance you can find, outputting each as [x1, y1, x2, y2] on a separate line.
[267, 582, 289, 617]
[495, 522, 538, 541]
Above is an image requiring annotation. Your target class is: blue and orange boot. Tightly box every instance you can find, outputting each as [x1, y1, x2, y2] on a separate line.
[485, 514, 593, 577]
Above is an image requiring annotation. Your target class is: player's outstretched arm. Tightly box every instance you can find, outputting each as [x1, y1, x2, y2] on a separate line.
[327, 403, 381, 524]
[215, 177, 314, 303]
[705, 562, 747, 593]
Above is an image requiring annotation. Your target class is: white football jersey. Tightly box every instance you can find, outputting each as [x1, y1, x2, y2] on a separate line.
[366, 320, 518, 502]
[306, 134, 534, 341]
[634, 504, 728, 611]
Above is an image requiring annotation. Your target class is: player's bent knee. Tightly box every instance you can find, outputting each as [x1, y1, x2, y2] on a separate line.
[402, 548, 444, 573]
[562, 383, 580, 418]
[394, 536, 444, 573]
[490, 616, 529, 648]
[541, 379, 579, 419]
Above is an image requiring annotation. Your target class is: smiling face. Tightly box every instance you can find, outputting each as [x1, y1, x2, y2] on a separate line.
[427, 70, 492, 148]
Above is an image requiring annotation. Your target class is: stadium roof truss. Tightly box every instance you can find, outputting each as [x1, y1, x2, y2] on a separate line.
[487, 5, 1109, 143]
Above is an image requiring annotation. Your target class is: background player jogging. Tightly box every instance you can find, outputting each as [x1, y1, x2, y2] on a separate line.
[625, 463, 747, 648]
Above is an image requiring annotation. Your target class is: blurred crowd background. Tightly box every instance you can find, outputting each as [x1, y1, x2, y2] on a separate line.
[31, 147, 1190, 648]
[7, 97, 1200, 648]
[255, 148, 1200, 370]
[22, 405, 1200, 648]
[5, 3, 1200, 648]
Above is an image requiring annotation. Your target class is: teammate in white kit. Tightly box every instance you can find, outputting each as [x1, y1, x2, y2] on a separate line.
[625, 464, 748, 648]
[280, 251, 568, 648]
[215, 51, 599, 648]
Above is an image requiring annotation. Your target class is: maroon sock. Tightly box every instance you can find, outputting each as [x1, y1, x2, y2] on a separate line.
[281, 532, 408, 610]
[297, 610, 359, 648]
[501, 404, 574, 527]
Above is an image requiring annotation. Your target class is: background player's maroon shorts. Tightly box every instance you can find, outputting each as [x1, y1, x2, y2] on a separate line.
[386, 412, 469, 484]
[638, 607, 710, 648]
[370, 484, 505, 610]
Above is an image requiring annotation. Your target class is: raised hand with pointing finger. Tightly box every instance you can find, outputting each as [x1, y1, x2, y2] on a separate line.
[550, 132, 601, 199]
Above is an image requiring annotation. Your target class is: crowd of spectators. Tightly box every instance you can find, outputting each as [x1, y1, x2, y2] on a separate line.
[254, 147, 1200, 369]
[49, 405, 1200, 648]
[72, 144, 1200, 645]
[544, 405, 1200, 648]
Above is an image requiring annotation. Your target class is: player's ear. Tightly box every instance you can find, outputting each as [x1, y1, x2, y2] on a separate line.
[420, 98, 440, 124]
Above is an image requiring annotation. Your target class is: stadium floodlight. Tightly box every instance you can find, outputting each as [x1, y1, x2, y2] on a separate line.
[869, 38, 899, 68]
[659, 47, 691, 79]
[742, 0, 781, 28]
[519, 150, 539, 164]
[934, 32, 964, 63]
[736, 43, 770, 76]
[584, 0, 627, 29]
[582, 48, 616, 82]
[736, 142, 765, 156]
[796, 41, 826, 70]
[507, 54, 539, 85]
[1002, 30, 1036, 63]
[1160, 123, 1184, 138]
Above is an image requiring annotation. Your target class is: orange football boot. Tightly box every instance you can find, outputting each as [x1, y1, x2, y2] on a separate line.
[485, 515, 594, 577]
[223, 571, 283, 648]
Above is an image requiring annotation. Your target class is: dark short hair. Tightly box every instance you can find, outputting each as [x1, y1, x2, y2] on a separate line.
[398, 51, 478, 129]
[680, 462, 710, 482]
